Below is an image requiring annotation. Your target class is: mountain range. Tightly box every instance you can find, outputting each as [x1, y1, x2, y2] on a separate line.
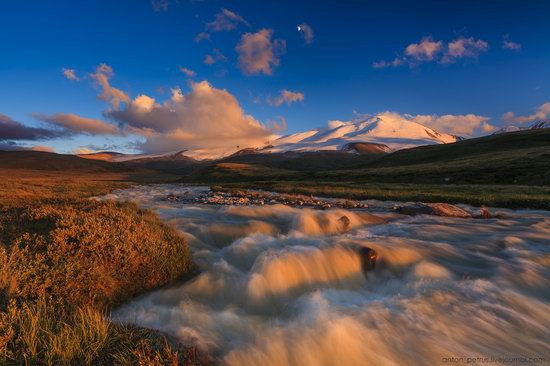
[78, 114, 464, 162]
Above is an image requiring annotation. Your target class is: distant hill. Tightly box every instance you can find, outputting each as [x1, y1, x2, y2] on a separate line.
[0, 151, 133, 172]
[319, 128, 550, 185]
[178, 128, 550, 185]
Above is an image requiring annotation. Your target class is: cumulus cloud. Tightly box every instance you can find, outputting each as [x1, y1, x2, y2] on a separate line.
[195, 8, 248, 41]
[34, 113, 120, 135]
[90, 64, 130, 110]
[236, 29, 286, 75]
[106, 81, 273, 155]
[203, 49, 226, 65]
[405, 37, 443, 61]
[374, 36, 488, 68]
[441, 37, 488, 64]
[409, 113, 491, 136]
[269, 90, 304, 106]
[0, 113, 63, 140]
[502, 102, 550, 124]
[179, 67, 196, 77]
[62, 68, 79, 81]
[151, 0, 170, 12]
[298, 23, 314, 44]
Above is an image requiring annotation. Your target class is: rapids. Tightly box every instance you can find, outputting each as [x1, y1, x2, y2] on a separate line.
[103, 185, 550, 365]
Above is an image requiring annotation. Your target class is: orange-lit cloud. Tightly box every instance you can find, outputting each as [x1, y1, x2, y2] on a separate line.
[195, 8, 249, 42]
[374, 36, 488, 68]
[179, 67, 196, 77]
[204, 49, 226, 65]
[405, 37, 443, 61]
[90, 64, 130, 110]
[441, 37, 488, 64]
[409, 113, 491, 136]
[34, 113, 120, 135]
[107, 81, 273, 156]
[502, 102, 550, 124]
[236, 29, 286, 75]
[269, 90, 304, 106]
[62, 68, 79, 81]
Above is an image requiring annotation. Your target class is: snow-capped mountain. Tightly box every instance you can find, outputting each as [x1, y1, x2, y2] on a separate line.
[262, 114, 459, 154]
[493, 119, 550, 135]
[78, 114, 461, 161]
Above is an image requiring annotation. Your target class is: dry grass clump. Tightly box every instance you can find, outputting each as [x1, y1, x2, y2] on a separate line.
[0, 200, 193, 310]
[0, 172, 206, 365]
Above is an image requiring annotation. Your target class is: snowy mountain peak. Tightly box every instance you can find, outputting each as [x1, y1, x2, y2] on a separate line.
[493, 119, 550, 135]
[263, 113, 459, 154]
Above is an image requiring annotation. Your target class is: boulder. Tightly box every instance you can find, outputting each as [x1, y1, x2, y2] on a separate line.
[428, 203, 472, 218]
[358, 246, 378, 275]
[395, 202, 472, 218]
[338, 215, 351, 231]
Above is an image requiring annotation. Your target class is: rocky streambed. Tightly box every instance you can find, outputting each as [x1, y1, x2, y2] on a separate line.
[164, 187, 498, 219]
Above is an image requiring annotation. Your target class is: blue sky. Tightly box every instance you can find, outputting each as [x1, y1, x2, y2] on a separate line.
[0, 0, 549, 154]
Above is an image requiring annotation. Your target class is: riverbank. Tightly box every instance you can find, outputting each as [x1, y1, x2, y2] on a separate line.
[0, 171, 206, 365]
[208, 181, 550, 210]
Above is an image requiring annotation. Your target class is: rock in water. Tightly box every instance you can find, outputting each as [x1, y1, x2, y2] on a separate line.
[428, 203, 472, 218]
[358, 246, 378, 275]
[394, 203, 434, 216]
[338, 215, 351, 231]
[395, 202, 472, 218]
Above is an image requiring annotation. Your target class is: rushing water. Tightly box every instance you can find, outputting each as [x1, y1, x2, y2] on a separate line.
[105, 185, 550, 365]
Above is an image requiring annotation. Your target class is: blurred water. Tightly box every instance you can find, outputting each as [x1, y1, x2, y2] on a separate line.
[106, 185, 550, 366]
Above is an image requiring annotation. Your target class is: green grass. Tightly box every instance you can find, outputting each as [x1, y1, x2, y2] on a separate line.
[0, 171, 207, 365]
[215, 181, 550, 210]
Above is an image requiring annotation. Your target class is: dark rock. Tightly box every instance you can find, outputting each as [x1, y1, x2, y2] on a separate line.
[338, 215, 351, 231]
[428, 203, 472, 218]
[358, 246, 378, 275]
[395, 202, 472, 218]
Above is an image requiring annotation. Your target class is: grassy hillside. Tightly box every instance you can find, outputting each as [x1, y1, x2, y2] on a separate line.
[179, 129, 550, 186]
[0, 171, 206, 365]
[0, 151, 133, 172]
[334, 128, 550, 185]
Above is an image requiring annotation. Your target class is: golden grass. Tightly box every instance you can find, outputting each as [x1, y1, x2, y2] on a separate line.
[0, 171, 207, 365]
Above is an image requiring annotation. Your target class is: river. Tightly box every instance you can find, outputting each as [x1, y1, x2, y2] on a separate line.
[104, 185, 550, 366]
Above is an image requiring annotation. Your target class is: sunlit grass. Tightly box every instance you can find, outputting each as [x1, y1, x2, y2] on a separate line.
[0, 171, 206, 365]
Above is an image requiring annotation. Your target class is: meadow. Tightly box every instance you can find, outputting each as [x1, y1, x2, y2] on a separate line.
[0, 170, 206, 365]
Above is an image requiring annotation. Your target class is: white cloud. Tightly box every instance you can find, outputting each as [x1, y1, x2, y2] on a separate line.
[269, 90, 304, 106]
[236, 29, 286, 75]
[151, 0, 170, 12]
[298, 23, 314, 44]
[62, 68, 79, 81]
[372, 57, 404, 69]
[502, 40, 521, 51]
[179, 67, 196, 77]
[107, 81, 273, 155]
[89, 64, 130, 110]
[502, 102, 550, 124]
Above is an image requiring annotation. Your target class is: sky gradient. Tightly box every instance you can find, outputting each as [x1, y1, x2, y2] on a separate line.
[1, 0, 549, 154]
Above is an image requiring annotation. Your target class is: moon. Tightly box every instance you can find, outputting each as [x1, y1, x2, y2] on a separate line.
[297, 26, 301, 32]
